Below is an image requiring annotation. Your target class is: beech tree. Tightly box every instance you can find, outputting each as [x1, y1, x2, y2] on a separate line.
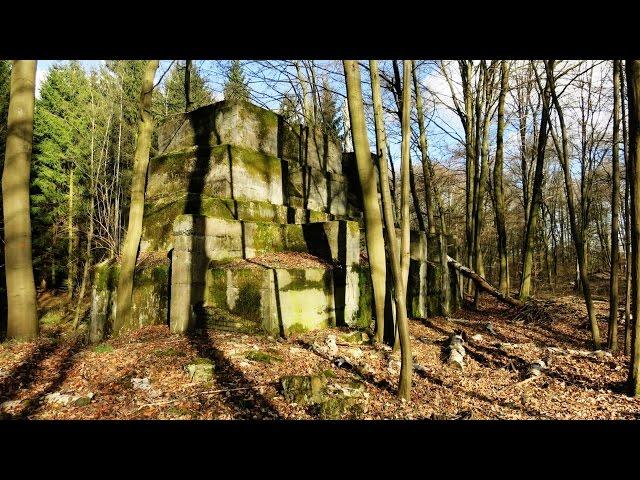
[343, 60, 387, 344]
[2, 60, 38, 340]
[627, 59, 640, 396]
[114, 60, 160, 335]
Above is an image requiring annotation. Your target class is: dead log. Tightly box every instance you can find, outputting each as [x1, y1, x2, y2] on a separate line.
[447, 334, 465, 369]
[447, 256, 524, 308]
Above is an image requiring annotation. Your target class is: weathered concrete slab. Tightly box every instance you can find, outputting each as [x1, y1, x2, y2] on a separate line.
[89, 256, 170, 343]
[147, 144, 283, 206]
[158, 100, 279, 158]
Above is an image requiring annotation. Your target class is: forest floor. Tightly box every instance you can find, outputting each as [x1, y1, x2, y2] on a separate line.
[1, 290, 639, 420]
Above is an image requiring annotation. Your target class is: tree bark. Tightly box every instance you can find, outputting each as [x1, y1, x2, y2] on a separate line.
[548, 61, 601, 350]
[114, 60, 159, 335]
[609, 60, 621, 352]
[343, 60, 387, 345]
[370, 60, 412, 400]
[493, 60, 510, 294]
[67, 165, 75, 300]
[519, 61, 551, 301]
[185, 60, 192, 111]
[626, 59, 640, 396]
[2, 60, 38, 340]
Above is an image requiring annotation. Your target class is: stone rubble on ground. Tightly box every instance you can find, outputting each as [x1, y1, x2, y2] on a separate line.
[44, 391, 95, 407]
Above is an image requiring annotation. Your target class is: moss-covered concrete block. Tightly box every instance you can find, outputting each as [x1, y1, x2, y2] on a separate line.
[280, 122, 342, 174]
[158, 100, 279, 157]
[274, 267, 336, 335]
[88, 256, 170, 341]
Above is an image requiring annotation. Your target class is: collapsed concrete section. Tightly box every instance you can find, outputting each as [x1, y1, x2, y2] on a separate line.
[89, 99, 458, 341]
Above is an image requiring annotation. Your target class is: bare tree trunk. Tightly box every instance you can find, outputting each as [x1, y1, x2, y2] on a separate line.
[493, 60, 510, 294]
[67, 165, 75, 300]
[295, 61, 312, 125]
[626, 59, 640, 395]
[622, 62, 632, 355]
[519, 61, 552, 301]
[609, 60, 621, 352]
[411, 61, 435, 233]
[549, 61, 601, 350]
[73, 89, 99, 329]
[370, 60, 412, 400]
[343, 60, 387, 345]
[114, 60, 159, 335]
[185, 60, 192, 111]
[397, 60, 414, 399]
[2, 60, 38, 340]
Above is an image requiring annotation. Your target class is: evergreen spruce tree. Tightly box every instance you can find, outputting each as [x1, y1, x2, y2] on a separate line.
[32, 62, 92, 289]
[162, 61, 213, 114]
[318, 76, 343, 141]
[223, 60, 250, 102]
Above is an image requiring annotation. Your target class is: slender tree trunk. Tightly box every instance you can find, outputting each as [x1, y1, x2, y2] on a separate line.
[413, 61, 451, 312]
[411, 61, 435, 234]
[519, 61, 552, 301]
[185, 60, 192, 111]
[622, 62, 632, 355]
[343, 60, 387, 345]
[609, 61, 622, 352]
[73, 91, 98, 328]
[493, 60, 510, 294]
[295, 61, 312, 125]
[370, 60, 412, 400]
[2, 60, 38, 341]
[626, 59, 640, 395]
[397, 60, 414, 399]
[67, 165, 75, 300]
[549, 61, 601, 350]
[114, 60, 159, 335]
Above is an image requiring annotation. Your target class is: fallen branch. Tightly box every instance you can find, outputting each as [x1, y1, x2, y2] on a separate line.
[136, 386, 267, 411]
[447, 256, 524, 307]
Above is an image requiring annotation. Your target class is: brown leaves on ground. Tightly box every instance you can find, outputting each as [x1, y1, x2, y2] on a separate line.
[1, 293, 639, 420]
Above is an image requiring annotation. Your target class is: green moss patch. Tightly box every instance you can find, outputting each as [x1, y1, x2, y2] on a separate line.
[93, 343, 114, 354]
[244, 350, 283, 364]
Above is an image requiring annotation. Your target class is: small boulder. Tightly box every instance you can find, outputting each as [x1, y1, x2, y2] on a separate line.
[280, 375, 327, 405]
[185, 358, 215, 383]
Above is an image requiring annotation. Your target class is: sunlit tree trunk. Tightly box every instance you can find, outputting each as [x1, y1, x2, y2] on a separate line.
[519, 61, 551, 301]
[493, 60, 510, 294]
[343, 60, 387, 345]
[370, 60, 412, 400]
[609, 60, 621, 352]
[2, 60, 38, 341]
[67, 165, 75, 299]
[398, 60, 414, 399]
[549, 60, 601, 350]
[626, 59, 640, 395]
[114, 60, 159, 335]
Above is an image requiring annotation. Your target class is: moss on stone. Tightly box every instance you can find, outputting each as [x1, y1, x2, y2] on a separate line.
[154, 347, 185, 357]
[244, 350, 283, 363]
[95, 262, 119, 292]
[191, 357, 214, 365]
[356, 266, 373, 329]
[285, 322, 308, 335]
[206, 269, 228, 308]
[278, 269, 329, 292]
